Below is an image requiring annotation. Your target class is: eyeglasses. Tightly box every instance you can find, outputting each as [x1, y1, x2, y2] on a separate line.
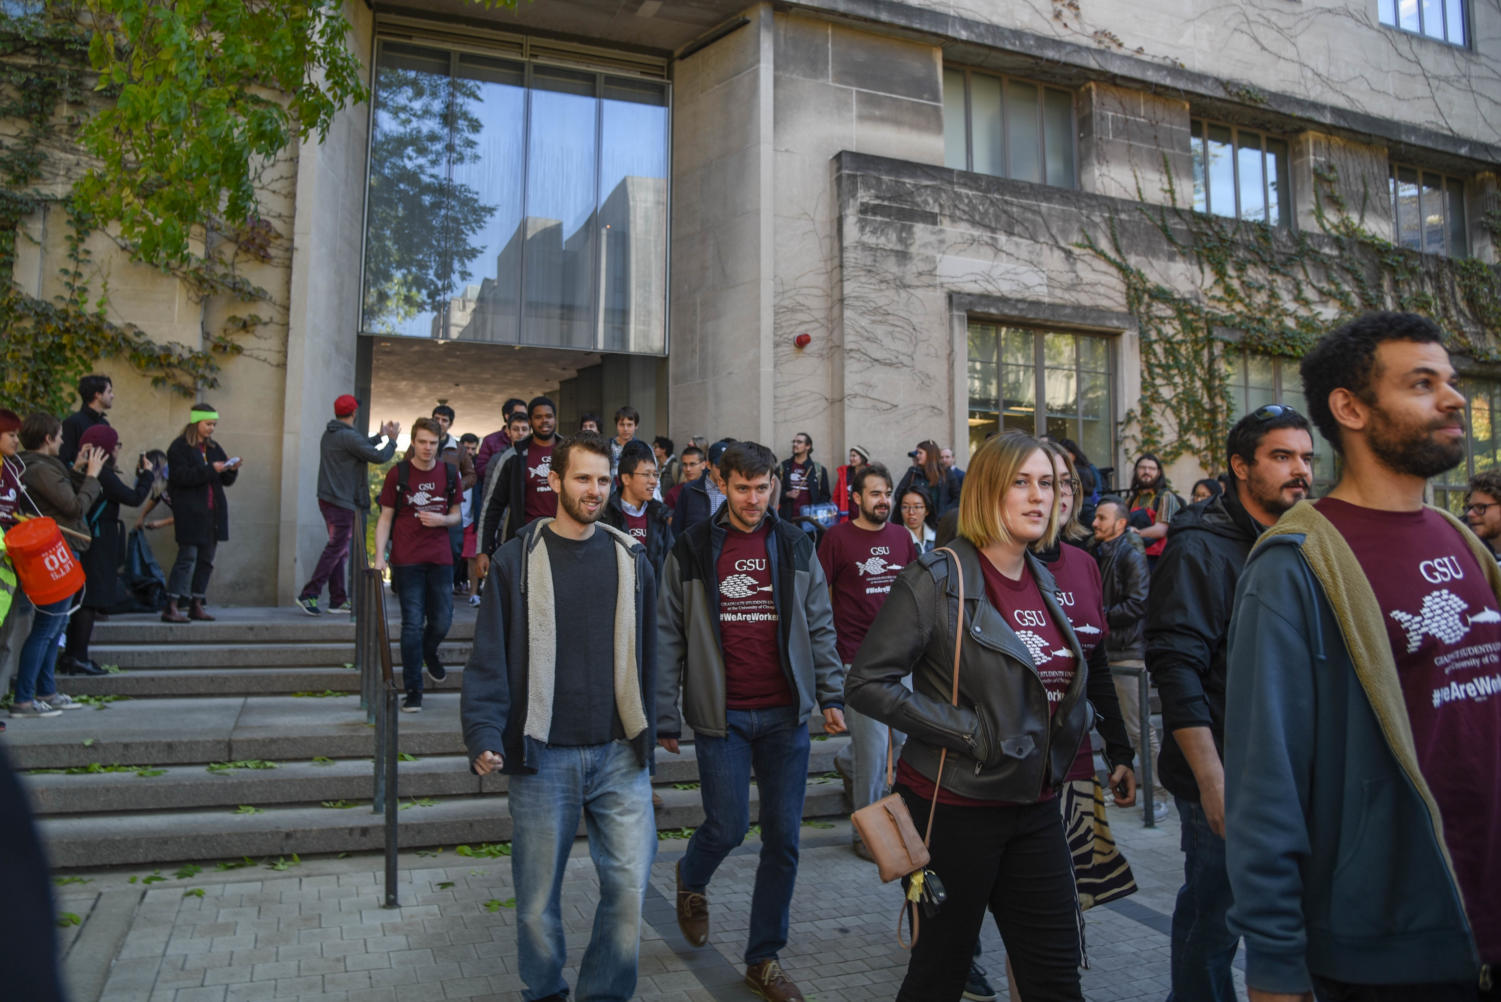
[628, 471, 660, 481]
[899, 504, 927, 513]
[1465, 502, 1495, 516]
[1251, 403, 1304, 422]
[1057, 477, 1079, 497]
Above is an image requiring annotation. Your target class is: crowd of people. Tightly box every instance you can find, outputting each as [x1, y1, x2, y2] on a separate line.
[3, 310, 1497, 1002]
[1, 378, 243, 729]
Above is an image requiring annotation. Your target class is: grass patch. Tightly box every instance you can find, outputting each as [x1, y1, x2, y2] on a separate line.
[53, 876, 89, 887]
[56, 912, 81, 928]
[399, 798, 436, 810]
[320, 800, 360, 809]
[30, 762, 165, 777]
[183, 888, 205, 898]
[174, 864, 202, 879]
[215, 857, 257, 871]
[671, 782, 699, 791]
[397, 752, 419, 762]
[657, 827, 695, 840]
[455, 842, 511, 858]
[801, 820, 835, 829]
[436, 881, 455, 890]
[311, 756, 335, 766]
[207, 760, 277, 773]
[265, 855, 301, 871]
[483, 898, 516, 912]
[291, 689, 348, 698]
[233, 805, 263, 815]
[72, 693, 132, 709]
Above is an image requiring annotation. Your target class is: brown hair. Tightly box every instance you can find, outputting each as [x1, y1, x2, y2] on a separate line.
[957, 431, 1059, 550]
[410, 417, 443, 442]
[552, 432, 613, 479]
[1038, 440, 1089, 544]
[916, 439, 943, 486]
[19, 412, 61, 451]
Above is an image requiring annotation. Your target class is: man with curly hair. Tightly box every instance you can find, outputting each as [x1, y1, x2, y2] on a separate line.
[1464, 468, 1501, 560]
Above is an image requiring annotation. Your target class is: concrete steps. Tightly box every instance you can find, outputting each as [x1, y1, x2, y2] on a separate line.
[11, 606, 855, 869]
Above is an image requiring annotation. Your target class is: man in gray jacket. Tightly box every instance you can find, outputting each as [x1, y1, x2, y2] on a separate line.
[296, 395, 398, 615]
[657, 440, 844, 1002]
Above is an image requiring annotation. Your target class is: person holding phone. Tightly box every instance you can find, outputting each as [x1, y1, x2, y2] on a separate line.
[163, 403, 239, 623]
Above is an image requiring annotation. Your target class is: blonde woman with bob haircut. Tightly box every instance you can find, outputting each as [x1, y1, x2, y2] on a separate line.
[847, 432, 1100, 1002]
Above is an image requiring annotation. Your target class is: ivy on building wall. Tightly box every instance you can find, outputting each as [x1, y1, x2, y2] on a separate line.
[1080, 164, 1501, 469]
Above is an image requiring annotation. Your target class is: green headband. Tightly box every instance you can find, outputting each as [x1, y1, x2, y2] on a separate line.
[190, 409, 219, 422]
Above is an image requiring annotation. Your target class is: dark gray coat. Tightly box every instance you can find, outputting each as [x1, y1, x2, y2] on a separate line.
[317, 420, 396, 512]
[1097, 531, 1150, 661]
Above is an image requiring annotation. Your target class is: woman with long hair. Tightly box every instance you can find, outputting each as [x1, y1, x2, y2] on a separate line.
[59, 425, 155, 675]
[163, 404, 239, 623]
[895, 439, 961, 521]
[848, 431, 1112, 1001]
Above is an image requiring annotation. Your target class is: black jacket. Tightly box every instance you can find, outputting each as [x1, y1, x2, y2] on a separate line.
[848, 538, 1126, 803]
[1145, 488, 1264, 801]
[672, 474, 717, 540]
[895, 465, 961, 522]
[601, 492, 671, 580]
[776, 457, 830, 520]
[1096, 532, 1150, 661]
[80, 464, 154, 610]
[59, 407, 107, 466]
[462, 520, 657, 774]
[167, 436, 238, 547]
[484, 434, 556, 548]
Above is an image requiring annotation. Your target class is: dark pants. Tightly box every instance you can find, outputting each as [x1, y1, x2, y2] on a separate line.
[300, 501, 355, 605]
[168, 540, 217, 600]
[1167, 795, 1239, 1002]
[391, 563, 452, 696]
[64, 607, 97, 663]
[894, 787, 1082, 1002]
[1315, 978, 1499, 1002]
[679, 706, 811, 966]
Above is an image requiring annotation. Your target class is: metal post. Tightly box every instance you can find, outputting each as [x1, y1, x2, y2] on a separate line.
[1138, 667, 1156, 828]
[383, 681, 399, 908]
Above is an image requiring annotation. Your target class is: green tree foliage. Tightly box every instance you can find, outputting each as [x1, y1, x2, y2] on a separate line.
[0, 0, 367, 414]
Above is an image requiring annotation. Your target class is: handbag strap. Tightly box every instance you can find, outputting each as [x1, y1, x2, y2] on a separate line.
[922, 546, 966, 848]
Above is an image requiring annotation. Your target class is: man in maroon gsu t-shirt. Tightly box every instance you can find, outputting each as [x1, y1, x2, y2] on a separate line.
[374, 418, 459, 711]
[818, 463, 917, 852]
[656, 441, 845, 1001]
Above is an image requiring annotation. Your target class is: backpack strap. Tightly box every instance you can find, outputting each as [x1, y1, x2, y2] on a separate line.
[443, 462, 459, 510]
[393, 460, 410, 520]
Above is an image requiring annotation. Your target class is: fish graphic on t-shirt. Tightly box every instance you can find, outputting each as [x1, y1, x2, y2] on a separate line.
[529, 455, 552, 480]
[720, 574, 773, 599]
[1468, 607, 1501, 625]
[407, 489, 436, 509]
[1072, 623, 1102, 636]
[1388, 589, 1471, 653]
[855, 556, 892, 577]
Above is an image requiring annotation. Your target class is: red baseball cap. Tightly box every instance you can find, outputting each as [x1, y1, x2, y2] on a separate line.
[334, 394, 359, 417]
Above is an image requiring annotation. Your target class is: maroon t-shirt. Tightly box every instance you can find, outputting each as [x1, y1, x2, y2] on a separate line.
[377, 461, 453, 566]
[818, 519, 917, 663]
[784, 460, 810, 510]
[1050, 542, 1108, 781]
[717, 522, 793, 709]
[0, 458, 21, 528]
[899, 555, 1076, 807]
[522, 440, 558, 523]
[622, 506, 649, 544]
[1317, 498, 1501, 962]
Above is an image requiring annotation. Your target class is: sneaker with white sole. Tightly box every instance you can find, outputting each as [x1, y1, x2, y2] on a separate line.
[467, 594, 481, 608]
[10, 701, 62, 719]
[295, 596, 322, 616]
[325, 600, 352, 614]
[401, 693, 422, 713]
[42, 693, 83, 711]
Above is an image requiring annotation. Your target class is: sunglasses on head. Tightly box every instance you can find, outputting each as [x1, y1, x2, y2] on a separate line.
[1251, 403, 1304, 422]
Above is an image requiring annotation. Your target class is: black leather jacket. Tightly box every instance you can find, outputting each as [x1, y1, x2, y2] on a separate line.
[847, 537, 1129, 803]
[1097, 533, 1150, 661]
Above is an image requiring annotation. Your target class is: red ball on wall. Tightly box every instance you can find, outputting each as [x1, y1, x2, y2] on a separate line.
[794, 333, 812, 348]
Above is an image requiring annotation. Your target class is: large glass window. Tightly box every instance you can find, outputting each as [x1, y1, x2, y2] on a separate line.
[1390, 164, 1466, 257]
[1226, 352, 1332, 493]
[361, 40, 669, 354]
[1191, 120, 1291, 227]
[943, 68, 1076, 188]
[1379, 0, 1467, 46]
[967, 321, 1113, 468]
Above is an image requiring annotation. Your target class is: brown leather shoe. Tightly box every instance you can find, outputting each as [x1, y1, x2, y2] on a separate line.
[745, 959, 804, 1001]
[161, 600, 189, 624]
[675, 860, 708, 947]
[188, 599, 216, 621]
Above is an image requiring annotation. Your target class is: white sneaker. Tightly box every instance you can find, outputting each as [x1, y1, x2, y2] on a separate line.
[43, 693, 84, 711]
[467, 594, 481, 608]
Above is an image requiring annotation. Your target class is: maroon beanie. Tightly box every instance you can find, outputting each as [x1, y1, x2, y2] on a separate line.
[79, 424, 119, 455]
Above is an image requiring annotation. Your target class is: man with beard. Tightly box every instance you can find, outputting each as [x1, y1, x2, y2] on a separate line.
[818, 464, 917, 859]
[1463, 469, 1501, 561]
[462, 432, 659, 1002]
[480, 396, 560, 551]
[1146, 403, 1315, 1002]
[1225, 312, 1500, 1002]
[657, 441, 845, 1002]
[1124, 453, 1184, 569]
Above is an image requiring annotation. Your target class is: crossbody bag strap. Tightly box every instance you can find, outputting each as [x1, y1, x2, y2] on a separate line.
[923, 546, 966, 848]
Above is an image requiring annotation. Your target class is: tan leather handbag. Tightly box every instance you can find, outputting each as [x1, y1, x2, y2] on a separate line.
[849, 547, 965, 943]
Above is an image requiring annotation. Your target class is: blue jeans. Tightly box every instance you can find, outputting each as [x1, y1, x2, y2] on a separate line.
[680, 705, 811, 965]
[1167, 795, 1239, 1002]
[167, 540, 217, 600]
[508, 740, 656, 1002]
[15, 595, 73, 704]
[390, 563, 452, 695]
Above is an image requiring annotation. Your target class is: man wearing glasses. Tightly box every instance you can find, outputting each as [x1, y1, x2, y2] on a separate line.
[603, 441, 671, 578]
[1146, 403, 1315, 1002]
[1464, 471, 1501, 561]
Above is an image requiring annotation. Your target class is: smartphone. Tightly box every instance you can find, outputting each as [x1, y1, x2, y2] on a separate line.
[1115, 778, 1131, 799]
[226, 457, 242, 467]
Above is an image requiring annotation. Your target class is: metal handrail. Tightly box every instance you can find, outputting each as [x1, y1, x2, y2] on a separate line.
[352, 514, 399, 908]
[1108, 663, 1158, 828]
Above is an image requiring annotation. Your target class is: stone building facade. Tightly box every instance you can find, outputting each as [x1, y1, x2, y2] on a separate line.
[20, 0, 1501, 602]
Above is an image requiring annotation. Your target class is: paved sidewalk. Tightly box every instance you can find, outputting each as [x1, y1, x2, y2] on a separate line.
[56, 800, 1245, 1002]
